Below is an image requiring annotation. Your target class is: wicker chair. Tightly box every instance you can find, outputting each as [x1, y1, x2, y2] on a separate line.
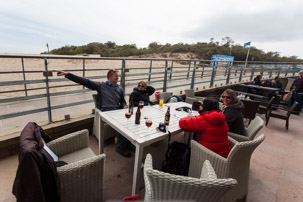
[266, 101, 298, 130]
[47, 129, 106, 202]
[185, 89, 204, 104]
[159, 92, 173, 103]
[228, 116, 264, 142]
[189, 134, 265, 202]
[92, 94, 116, 141]
[143, 154, 237, 202]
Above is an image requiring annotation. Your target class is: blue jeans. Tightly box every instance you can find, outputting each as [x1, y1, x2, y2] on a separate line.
[102, 108, 131, 149]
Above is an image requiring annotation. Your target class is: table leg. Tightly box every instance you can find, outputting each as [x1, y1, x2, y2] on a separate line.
[99, 118, 105, 154]
[132, 144, 143, 195]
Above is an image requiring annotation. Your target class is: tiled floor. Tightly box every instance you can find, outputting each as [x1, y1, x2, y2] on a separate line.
[1, 113, 303, 202]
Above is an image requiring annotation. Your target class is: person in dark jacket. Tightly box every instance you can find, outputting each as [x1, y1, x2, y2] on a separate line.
[289, 70, 303, 114]
[253, 75, 263, 86]
[221, 89, 246, 136]
[129, 81, 155, 106]
[270, 76, 283, 105]
[55, 69, 133, 158]
[271, 76, 283, 90]
[13, 122, 58, 202]
[179, 98, 230, 158]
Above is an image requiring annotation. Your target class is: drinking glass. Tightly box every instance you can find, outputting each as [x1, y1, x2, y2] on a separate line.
[145, 118, 153, 131]
[139, 101, 144, 109]
[125, 112, 131, 123]
[159, 99, 164, 107]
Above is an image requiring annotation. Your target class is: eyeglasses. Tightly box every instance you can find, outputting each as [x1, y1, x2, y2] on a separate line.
[138, 85, 144, 88]
[221, 96, 232, 99]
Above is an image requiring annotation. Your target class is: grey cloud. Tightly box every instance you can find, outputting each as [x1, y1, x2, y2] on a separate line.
[185, 7, 303, 43]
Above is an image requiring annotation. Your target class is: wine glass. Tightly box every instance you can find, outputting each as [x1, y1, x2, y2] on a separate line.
[139, 101, 144, 109]
[125, 111, 131, 123]
[145, 118, 152, 131]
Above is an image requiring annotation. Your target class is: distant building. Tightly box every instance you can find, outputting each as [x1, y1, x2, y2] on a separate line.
[210, 55, 234, 67]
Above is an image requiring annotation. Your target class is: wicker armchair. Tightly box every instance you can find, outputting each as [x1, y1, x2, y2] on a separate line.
[228, 116, 264, 142]
[47, 129, 106, 202]
[159, 92, 173, 103]
[185, 89, 204, 104]
[143, 153, 237, 202]
[189, 134, 265, 202]
[92, 94, 116, 141]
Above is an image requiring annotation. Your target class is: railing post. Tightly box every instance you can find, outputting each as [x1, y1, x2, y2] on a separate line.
[21, 58, 28, 96]
[239, 67, 244, 82]
[201, 61, 205, 78]
[250, 67, 255, 81]
[260, 66, 264, 78]
[169, 60, 173, 80]
[82, 58, 86, 89]
[121, 59, 126, 91]
[44, 58, 52, 123]
[190, 62, 197, 90]
[235, 64, 238, 76]
[293, 64, 296, 76]
[210, 66, 216, 87]
[187, 61, 191, 79]
[148, 60, 152, 82]
[226, 67, 231, 85]
[269, 68, 273, 78]
[277, 67, 281, 77]
[285, 66, 290, 77]
[163, 60, 168, 92]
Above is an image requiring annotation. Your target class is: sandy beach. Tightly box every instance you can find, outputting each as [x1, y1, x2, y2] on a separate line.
[0, 54, 194, 100]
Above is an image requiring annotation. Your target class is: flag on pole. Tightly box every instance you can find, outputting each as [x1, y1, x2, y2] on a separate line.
[244, 41, 251, 48]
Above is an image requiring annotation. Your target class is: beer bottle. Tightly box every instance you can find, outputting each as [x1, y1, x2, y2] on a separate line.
[129, 98, 134, 115]
[164, 106, 170, 125]
[135, 107, 141, 124]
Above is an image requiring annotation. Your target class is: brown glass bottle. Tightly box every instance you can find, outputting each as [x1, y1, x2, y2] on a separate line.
[135, 107, 141, 124]
[129, 98, 134, 115]
[164, 106, 170, 125]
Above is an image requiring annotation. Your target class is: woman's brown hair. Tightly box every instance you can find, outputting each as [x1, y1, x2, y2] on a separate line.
[222, 89, 238, 102]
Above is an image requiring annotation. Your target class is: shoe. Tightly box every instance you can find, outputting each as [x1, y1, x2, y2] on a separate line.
[116, 147, 131, 157]
[127, 144, 136, 152]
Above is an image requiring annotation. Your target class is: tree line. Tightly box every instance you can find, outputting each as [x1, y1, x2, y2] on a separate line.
[44, 37, 302, 62]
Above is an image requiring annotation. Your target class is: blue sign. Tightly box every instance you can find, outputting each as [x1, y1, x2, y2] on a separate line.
[210, 55, 234, 67]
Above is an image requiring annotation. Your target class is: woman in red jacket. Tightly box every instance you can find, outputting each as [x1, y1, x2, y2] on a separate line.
[179, 98, 231, 158]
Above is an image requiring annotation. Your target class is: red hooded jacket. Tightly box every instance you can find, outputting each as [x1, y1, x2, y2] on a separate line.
[179, 110, 231, 158]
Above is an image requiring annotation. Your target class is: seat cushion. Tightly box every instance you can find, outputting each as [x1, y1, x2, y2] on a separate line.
[59, 148, 96, 164]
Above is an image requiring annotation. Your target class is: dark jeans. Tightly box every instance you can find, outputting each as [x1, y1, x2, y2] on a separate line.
[102, 108, 131, 149]
[294, 93, 303, 113]
[288, 92, 303, 113]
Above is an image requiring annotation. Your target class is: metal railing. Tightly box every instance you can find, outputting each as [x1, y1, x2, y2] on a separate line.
[0, 54, 302, 130]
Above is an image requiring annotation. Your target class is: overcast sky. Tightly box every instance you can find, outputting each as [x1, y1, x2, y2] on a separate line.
[1, 0, 303, 59]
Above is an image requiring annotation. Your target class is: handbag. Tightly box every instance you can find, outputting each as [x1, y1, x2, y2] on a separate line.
[162, 131, 190, 176]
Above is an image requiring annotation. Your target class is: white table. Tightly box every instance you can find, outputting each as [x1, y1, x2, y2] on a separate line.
[97, 102, 196, 195]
